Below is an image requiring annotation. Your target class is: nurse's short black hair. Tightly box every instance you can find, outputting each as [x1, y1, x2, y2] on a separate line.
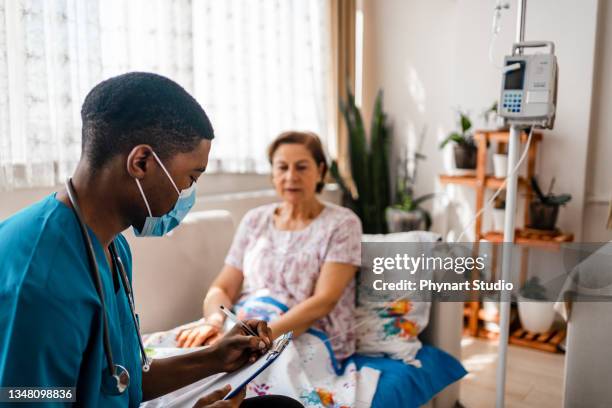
[81, 72, 214, 169]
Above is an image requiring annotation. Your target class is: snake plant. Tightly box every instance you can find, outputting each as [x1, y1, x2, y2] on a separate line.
[531, 176, 572, 206]
[330, 88, 391, 234]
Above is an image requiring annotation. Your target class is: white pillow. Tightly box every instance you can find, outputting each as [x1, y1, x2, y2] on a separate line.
[355, 231, 441, 366]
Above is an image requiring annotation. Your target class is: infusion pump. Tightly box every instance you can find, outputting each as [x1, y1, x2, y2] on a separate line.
[499, 41, 558, 129]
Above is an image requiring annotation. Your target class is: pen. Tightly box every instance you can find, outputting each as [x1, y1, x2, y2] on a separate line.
[219, 305, 258, 337]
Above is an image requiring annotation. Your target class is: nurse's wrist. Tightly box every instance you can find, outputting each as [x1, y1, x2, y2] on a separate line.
[186, 346, 221, 378]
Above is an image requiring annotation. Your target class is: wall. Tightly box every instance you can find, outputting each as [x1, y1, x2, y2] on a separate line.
[2, 0, 609, 240]
[363, 0, 608, 242]
[584, 0, 612, 242]
[0, 174, 340, 225]
[0, 173, 271, 221]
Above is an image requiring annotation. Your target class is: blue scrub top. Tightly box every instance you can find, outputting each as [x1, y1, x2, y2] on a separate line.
[0, 194, 142, 407]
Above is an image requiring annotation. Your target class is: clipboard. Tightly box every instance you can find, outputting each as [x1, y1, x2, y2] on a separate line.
[209, 331, 293, 400]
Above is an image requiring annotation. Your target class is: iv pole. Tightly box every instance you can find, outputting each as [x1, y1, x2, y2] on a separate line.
[496, 0, 527, 407]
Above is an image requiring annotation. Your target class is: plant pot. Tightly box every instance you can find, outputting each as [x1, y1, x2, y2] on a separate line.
[517, 295, 556, 333]
[528, 201, 559, 230]
[492, 154, 508, 178]
[482, 295, 500, 332]
[492, 208, 505, 231]
[496, 115, 506, 129]
[453, 144, 477, 169]
[386, 208, 425, 233]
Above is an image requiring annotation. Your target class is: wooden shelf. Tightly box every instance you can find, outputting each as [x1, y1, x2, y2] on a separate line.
[475, 129, 543, 144]
[447, 130, 574, 354]
[481, 229, 574, 249]
[439, 174, 478, 187]
[439, 174, 527, 190]
[485, 176, 527, 189]
[462, 312, 566, 354]
[509, 328, 566, 353]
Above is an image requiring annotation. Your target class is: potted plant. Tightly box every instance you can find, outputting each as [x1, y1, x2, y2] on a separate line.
[439, 110, 477, 170]
[330, 88, 392, 234]
[492, 142, 508, 179]
[492, 193, 506, 231]
[492, 153, 508, 178]
[481, 101, 509, 177]
[528, 177, 572, 231]
[386, 196, 434, 232]
[386, 129, 435, 232]
[517, 277, 556, 333]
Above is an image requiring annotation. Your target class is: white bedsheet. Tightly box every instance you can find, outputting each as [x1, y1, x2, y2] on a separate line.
[140, 296, 379, 408]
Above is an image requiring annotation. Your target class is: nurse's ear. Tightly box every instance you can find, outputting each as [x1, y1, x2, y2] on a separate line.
[126, 145, 155, 179]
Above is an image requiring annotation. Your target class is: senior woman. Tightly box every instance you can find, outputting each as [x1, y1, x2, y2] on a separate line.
[176, 131, 362, 362]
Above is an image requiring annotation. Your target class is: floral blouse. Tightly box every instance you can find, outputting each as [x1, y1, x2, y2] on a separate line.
[225, 202, 362, 360]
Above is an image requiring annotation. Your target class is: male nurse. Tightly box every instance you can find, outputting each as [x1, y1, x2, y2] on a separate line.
[0, 72, 302, 408]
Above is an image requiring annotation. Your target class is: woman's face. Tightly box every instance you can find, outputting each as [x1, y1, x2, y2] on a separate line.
[271, 143, 323, 205]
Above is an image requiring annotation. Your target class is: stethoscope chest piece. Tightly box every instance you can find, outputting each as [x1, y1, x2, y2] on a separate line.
[102, 364, 130, 395]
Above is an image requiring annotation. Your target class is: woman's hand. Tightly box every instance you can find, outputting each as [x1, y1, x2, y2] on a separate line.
[176, 323, 222, 348]
[208, 319, 273, 373]
[192, 385, 245, 407]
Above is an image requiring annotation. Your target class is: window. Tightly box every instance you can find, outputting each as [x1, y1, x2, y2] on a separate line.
[0, 0, 333, 190]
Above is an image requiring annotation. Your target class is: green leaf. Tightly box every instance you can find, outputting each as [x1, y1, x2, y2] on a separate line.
[369, 90, 391, 233]
[340, 88, 368, 201]
[329, 160, 350, 197]
[460, 112, 472, 133]
[530, 176, 547, 203]
[413, 193, 436, 207]
[548, 194, 572, 206]
[416, 207, 432, 231]
[369, 91, 383, 232]
[339, 87, 393, 233]
[439, 132, 465, 149]
[403, 195, 414, 210]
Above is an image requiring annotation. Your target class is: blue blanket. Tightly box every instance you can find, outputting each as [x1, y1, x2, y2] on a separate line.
[349, 346, 467, 408]
[235, 295, 466, 407]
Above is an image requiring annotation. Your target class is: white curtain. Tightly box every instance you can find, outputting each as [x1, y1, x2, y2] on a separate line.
[0, 0, 332, 190]
[0, 0, 102, 190]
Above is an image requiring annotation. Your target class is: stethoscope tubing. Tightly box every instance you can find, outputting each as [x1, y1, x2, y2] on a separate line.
[65, 179, 150, 395]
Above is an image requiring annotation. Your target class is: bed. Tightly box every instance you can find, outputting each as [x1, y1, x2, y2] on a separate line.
[127, 209, 466, 407]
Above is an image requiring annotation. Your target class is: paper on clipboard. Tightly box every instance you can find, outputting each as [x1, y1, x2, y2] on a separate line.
[219, 331, 292, 399]
[160, 332, 293, 407]
[206, 332, 293, 400]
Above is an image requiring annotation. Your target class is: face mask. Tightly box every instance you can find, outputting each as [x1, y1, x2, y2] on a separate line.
[133, 150, 196, 237]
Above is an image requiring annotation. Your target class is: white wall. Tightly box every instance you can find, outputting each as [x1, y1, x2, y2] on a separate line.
[363, 0, 460, 237]
[364, 0, 608, 242]
[0, 174, 341, 228]
[0, 173, 272, 221]
[584, 0, 612, 242]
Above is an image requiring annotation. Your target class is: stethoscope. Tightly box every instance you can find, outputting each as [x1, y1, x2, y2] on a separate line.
[65, 179, 151, 396]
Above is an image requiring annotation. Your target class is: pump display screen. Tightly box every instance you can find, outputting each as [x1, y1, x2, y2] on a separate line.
[504, 61, 526, 90]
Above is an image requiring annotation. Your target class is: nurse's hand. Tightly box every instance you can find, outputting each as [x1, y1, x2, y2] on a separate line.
[209, 319, 273, 373]
[192, 384, 245, 407]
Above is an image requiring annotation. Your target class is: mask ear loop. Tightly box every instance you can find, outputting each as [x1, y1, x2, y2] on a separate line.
[150, 150, 180, 196]
[134, 179, 153, 217]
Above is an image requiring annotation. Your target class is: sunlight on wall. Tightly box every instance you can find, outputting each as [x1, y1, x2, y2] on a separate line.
[405, 65, 426, 114]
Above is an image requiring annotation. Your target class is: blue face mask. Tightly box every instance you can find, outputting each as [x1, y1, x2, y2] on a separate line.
[133, 151, 196, 237]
